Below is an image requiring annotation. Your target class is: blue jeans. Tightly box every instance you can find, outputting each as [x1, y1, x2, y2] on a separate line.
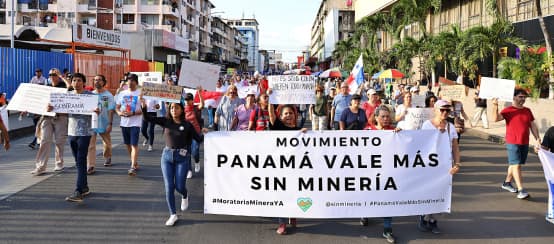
[191, 139, 200, 164]
[207, 108, 215, 126]
[161, 147, 191, 214]
[141, 112, 157, 145]
[69, 136, 91, 193]
[383, 217, 392, 230]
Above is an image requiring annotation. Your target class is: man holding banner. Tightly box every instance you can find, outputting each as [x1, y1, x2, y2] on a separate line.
[492, 88, 541, 199]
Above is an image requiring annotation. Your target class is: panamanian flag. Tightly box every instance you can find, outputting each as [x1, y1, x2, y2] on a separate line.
[346, 54, 364, 94]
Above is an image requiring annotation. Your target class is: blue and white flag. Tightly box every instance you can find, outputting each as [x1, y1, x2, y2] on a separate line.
[346, 54, 364, 94]
[538, 148, 554, 224]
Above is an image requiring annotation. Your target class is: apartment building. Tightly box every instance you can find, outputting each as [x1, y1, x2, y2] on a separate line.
[211, 16, 248, 71]
[224, 18, 261, 72]
[309, 0, 355, 70]
[0, 0, 234, 67]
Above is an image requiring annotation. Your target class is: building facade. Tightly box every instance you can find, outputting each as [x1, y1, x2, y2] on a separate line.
[225, 18, 261, 73]
[211, 16, 248, 72]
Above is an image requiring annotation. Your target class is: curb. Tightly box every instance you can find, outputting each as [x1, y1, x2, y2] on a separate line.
[465, 128, 505, 144]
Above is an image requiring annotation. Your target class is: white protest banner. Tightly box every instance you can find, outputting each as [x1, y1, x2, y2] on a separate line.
[268, 75, 316, 104]
[133, 72, 163, 86]
[204, 130, 452, 218]
[7, 83, 66, 116]
[142, 82, 183, 103]
[479, 77, 516, 102]
[402, 108, 434, 130]
[412, 95, 426, 107]
[0, 106, 8, 130]
[439, 85, 465, 101]
[538, 149, 554, 224]
[50, 93, 97, 115]
[179, 59, 220, 90]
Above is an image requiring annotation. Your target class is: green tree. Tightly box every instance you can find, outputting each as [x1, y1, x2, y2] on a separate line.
[497, 47, 548, 98]
[332, 38, 355, 68]
[390, 0, 441, 39]
[534, 0, 554, 98]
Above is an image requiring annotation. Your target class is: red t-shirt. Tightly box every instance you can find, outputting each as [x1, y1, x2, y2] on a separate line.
[185, 105, 201, 133]
[367, 124, 395, 130]
[501, 106, 534, 145]
[361, 101, 381, 124]
[249, 108, 270, 131]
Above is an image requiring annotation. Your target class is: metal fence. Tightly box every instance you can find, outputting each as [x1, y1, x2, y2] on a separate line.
[0, 47, 73, 99]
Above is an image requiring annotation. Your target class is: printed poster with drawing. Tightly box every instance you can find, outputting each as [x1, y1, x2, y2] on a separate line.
[120, 95, 139, 113]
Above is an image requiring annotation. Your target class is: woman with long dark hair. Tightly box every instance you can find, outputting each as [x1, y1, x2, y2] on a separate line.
[141, 100, 207, 226]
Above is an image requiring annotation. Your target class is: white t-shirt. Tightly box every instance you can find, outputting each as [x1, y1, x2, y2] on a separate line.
[145, 98, 159, 113]
[421, 120, 458, 140]
[116, 89, 142, 127]
[395, 103, 415, 121]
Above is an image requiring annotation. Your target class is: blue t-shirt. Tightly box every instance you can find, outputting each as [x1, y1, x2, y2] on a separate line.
[340, 108, 367, 130]
[332, 94, 352, 122]
[94, 90, 115, 133]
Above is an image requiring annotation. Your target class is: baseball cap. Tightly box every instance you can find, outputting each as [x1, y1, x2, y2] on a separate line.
[367, 89, 377, 95]
[410, 86, 420, 92]
[434, 99, 452, 109]
[352, 94, 362, 100]
[246, 89, 256, 96]
[185, 93, 194, 100]
[35, 68, 42, 72]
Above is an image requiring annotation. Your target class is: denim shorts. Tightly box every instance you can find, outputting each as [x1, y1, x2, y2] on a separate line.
[121, 126, 140, 145]
[506, 144, 529, 165]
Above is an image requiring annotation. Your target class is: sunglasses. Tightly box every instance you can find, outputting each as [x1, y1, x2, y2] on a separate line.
[48, 73, 57, 76]
[440, 109, 451, 113]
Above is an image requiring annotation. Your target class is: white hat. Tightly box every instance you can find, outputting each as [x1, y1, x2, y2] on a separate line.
[367, 89, 377, 95]
[246, 89, 256, 96]
[410, 86, 420, 92]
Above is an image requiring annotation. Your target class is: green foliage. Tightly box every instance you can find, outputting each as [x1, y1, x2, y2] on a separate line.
[497, 47, 548, 98]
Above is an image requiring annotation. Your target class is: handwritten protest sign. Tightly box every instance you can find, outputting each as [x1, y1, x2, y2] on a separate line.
[50, 93, 98, 115]
[179, 59, 220, 90]
[268, 75, 316, 104]
[402, 108, 434, 130]
[205, 130, 452, 218]
[439, 85, 465, 101]
[479, 77, 516, 102]
[7, 83, 66, 116]
[132, 72, 163, 86]
[142, 82, 183, 103]
[411, 95, 426, 107]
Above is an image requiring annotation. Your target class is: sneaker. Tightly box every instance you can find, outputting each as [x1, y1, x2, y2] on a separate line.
[429, 220, 441, 234]
[30, 168, 46, 176]
[502, 182, 518, 193]
[142, 139, 148, 147]
[360, 217, 369, 226]
[208, 124, 214, 129]
[276, 223, 287, 235]
[417, 216, 430, 232]
[289, 218, 297, 228]
[128, 168, 137, 176]
[187, 170, 192, 179]
[181, 196, 189, 211]
[194, 162, 200, 173]
[87, 167, 96, 175]
[65, 191, 83, 202]
[28, 143, 36, 150]
[54, 166, 65, 172]
[517, 189, 530, 199]
[147, 145, 153, 152]
[546, 217, 554, 224]
[104, 158, 112, 167]
[81, 187, 90, 197]
[165, 214, 178, 226]
[382, 231, 396, 243]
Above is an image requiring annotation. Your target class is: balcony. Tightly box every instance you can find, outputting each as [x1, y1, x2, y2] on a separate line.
[162, 4, 179, 18]
[139, 4, 161, 13]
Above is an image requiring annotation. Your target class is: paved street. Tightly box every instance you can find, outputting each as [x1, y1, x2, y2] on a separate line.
[0, 120, 553, 243]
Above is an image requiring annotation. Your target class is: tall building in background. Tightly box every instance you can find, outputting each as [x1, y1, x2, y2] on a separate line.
[224, 18, 260, 73]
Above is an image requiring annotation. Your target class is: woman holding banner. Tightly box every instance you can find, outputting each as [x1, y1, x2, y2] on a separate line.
[267, 88, 307, 234]
[141, 98, 207, 226]
[418, 99, 461, 234]
[215, 85, 244, 131]
[363, 104, 400, 243]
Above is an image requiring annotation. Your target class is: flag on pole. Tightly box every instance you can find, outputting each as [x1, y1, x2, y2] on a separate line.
[345, 54, 364, 94]
[538, 148, 554, 224]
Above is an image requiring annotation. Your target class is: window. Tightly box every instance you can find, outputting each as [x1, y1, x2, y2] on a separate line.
[141, 0, 159, 5]
[141, 14, 159, 25]
[517, 0, 534, 21]
[123, 14, 135, 24]
[469, 0, 481, 17]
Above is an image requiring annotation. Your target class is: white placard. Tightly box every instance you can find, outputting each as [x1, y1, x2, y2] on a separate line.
[538, 149, 554, 222]
[402, 108, 434, 130]
[0, 106, 8, 131]
[479, 77, 516, 102]
[7, 83, 66, 116]
[50, 93, 98, 115]
[268, 75, 316, 104]
[132, 72, 163, 86]
[204, 130, 452, 218]
[412, 95, 426, 107]
[178, 59, 220, 91]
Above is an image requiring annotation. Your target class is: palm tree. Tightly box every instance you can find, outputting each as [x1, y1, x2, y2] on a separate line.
[390, 0, 441, 39]
[497, 46, 548, 98]
[332, 38, 355, 67]
[534, 0, 554, 98]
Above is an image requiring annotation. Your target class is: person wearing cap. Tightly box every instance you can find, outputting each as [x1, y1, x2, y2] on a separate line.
[29, 68, 69, 176]
[339, 94, 367, 130]
[331, 82, 353, 130]
[419, 99, 461, 234]
[361, 88, 381, 128]
[115, 73, 143, 176]
[492, 88, 540, 200]
[30, 68, 47, 85]
[410, 86, 420, 95]
[309, 85, 329, 131]
[183, 87, 205, 177]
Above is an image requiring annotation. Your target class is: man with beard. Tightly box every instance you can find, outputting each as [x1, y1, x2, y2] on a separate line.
[87, 75, 115, 174]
